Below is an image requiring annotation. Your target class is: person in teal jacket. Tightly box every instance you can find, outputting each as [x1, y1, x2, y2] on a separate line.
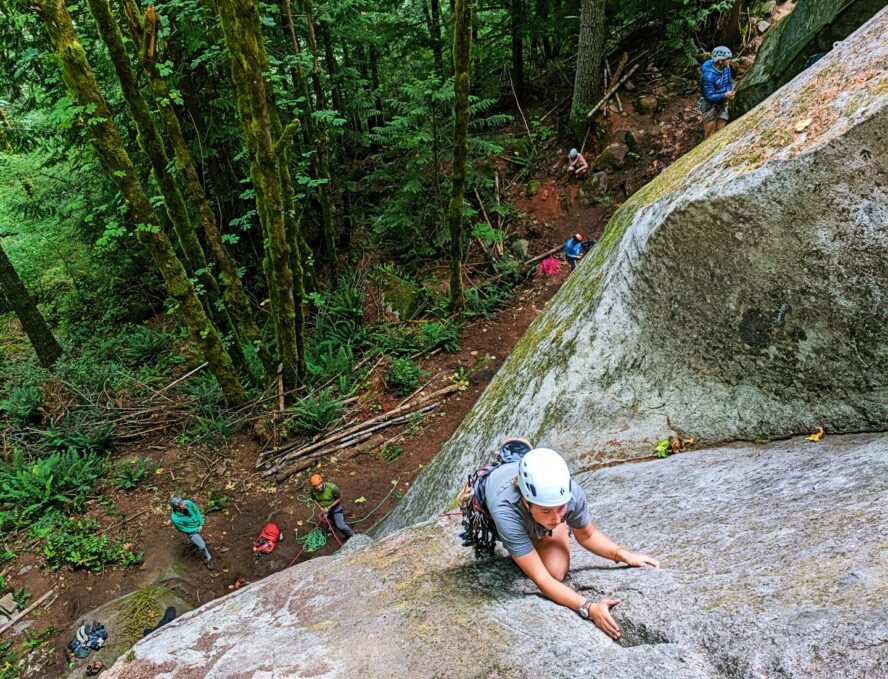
[170, 496, 214, 570]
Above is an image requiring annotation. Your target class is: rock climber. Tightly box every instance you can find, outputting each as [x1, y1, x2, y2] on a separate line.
[169, 496, 214, 570]
[566, 148, 589, 178]
[478, 448, 658, 640]
[699, 45, 734, 138]
[564, 233, 584, 271]
[310, 473, 354, 539]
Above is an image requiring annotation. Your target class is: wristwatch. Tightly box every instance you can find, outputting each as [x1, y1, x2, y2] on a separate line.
[578, 599, 593, 619]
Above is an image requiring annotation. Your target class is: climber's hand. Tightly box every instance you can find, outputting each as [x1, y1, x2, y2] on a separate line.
[620, 551, 659, 568]
[590, 599, 621, 640]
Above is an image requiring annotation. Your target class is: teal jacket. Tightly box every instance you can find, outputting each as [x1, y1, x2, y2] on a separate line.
[171, 500, 205, 535]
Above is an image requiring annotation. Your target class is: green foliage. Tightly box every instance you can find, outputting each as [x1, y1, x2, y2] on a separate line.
[11, 588, 30, 610]
[419, 320, 461, 353]
[655, 438, 672, 459]
[205, 489, 229, 513]
[0, 386, 43, 424]
[178, 413, 237, 449]
[287, 387, 344, 435]
[41, 410, 114, 455]
[119, 325, 173, 367]
[112, 459, 146, 491]
[33, 514, 142, 571]
[386, 358, 423, 396]
[373, 324, 421, 358]
[0, 449, 107, 519]
[379, 443, 404, 462]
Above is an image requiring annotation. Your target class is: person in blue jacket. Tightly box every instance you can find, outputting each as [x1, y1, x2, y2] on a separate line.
[564, 233, 584, 271]
[699, 46, 735, 138]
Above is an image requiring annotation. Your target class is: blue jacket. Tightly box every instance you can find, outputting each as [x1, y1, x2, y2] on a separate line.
[700, 59, 733, 103]
[564, 237, 582, 259]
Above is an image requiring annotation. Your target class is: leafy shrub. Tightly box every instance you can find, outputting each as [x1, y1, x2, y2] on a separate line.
[205, 489, 229, 513]
[306, 342, 355, 387]
[35, 515, 141, 571]
[419, 320, 461, 353]
[12, 588, 30, 610]
[287, 387, 344, 435]
[0, 386, 43, 424]
[373, 325, 421, 357]
[180, 372, 224, 416]
[379, 443, 404, 462]
[42, 412, 114, 455]
[0, 449, 107, 518]
[386, 358, 422, 396]
[178, 413, 237, 449]
[112, 459, 146, 491]
[119, 325, 173, 367]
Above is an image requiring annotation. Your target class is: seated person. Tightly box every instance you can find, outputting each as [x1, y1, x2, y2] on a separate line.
[566, 148, 589, 178]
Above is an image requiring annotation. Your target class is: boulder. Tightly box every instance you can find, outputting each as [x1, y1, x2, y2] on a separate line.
[592, 143, 629, 171]
[379, 8, 888, 533]
[580, 171, 609, 202]
[103, 434, 888, 678]
[373, 268, 421, 321]
[757, 19, 771, 33]
[734, 0, 884, 116]
[634, 95, 659, 114]
[610, 127, 638, 150]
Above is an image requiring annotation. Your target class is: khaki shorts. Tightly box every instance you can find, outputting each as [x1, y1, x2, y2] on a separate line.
[699, 97, 729, 123]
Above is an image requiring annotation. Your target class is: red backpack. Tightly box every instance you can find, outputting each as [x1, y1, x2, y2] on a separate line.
[252, 522, 283, 554]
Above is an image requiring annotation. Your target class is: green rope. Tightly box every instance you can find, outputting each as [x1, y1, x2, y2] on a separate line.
[297, 527, 328, 552]
[352, 478, 400, 525]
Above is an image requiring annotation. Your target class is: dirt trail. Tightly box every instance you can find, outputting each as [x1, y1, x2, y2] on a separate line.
[3, 76, 708, 678]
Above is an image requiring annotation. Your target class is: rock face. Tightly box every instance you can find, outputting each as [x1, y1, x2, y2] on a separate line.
[379, 9, 888, 534]
[734, 0, 885, 116]
[104, 434, 888, 678]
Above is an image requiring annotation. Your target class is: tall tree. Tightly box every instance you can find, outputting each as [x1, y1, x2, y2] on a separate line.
[423, 0, 445, 78]
[447, 0, 472, 312]
[0, 243, 62, 368]
[121, 0, 273, 376]
[570, 0, 606, 140]
[511, 0, 524, 102]
[216, 0, 304, 389]
[87, 0, 253, 379]
[32, 0, 245, 405]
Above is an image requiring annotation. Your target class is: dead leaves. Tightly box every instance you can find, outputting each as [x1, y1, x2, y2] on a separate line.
[807, 426, 825, 442]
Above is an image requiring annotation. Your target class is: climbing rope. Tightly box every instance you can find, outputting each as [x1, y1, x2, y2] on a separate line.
[297, 528, 328, 553]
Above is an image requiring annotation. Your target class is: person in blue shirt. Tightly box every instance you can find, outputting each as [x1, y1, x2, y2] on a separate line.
[564, 233, 584, 271]
[699, 46, 735, 138]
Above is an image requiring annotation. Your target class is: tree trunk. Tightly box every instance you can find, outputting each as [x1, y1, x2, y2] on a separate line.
[0, 244, 63, 368]
[511, 0, 524, 103]
[570, 0, 606, 140]
[216, 0, 304, 389]
[425, 0, 445, 78]
[447, 0, 472, 312]
[296, 0, 338, 276]
[33, 0, 245, 405]
[86, 0, 252, 380]
[120, 0, 272, 378]
[717, 0, 748, 50]
[368, 45, 385, 130]
[319, 21, 345, 125]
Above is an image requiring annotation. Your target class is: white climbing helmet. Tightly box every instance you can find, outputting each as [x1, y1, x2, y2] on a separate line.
[518, 448, 573, 507]
[711, 46, 733, 62]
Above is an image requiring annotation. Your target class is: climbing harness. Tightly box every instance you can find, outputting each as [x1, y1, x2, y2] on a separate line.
[457, 438, 533, 557]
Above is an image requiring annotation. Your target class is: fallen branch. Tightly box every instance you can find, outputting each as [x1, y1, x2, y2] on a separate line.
[98, 507, 150, 536]
[525, 244, 563, 265]
[0, 589, 55, 637]
[586, 62, 640, 120]
[158, 362, 208, 394]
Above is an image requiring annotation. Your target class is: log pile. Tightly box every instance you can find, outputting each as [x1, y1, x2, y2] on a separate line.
[257, 382, 466, 482]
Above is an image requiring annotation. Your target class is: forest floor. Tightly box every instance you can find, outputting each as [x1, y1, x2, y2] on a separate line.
[4, 68, 725, 677]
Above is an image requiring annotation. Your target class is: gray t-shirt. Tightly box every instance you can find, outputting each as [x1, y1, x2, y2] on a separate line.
[482, 461, 590, 557]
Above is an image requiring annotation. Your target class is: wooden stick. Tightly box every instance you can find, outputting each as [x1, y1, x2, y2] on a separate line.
[525, 243, 563, 265]
[509, 70, 534, 147]
[98, 508, 150, 536]
[0, 589, 55, 637]
[158, 362, 208, 394]
[586, 62, 640, 120]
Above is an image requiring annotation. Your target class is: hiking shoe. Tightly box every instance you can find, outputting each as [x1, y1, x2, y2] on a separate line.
[205, 559, 215, 571]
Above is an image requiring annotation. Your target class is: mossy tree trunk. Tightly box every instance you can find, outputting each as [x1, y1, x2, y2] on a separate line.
[298, 0, 338, 276]
[511, 0, 524, 103]
[86, 0, 252, 380]
[0, 244, 63, 368]
[217, 0, 304, 388]
[120, 0, 273, 379]
[570, 0, 605, 141]
[32, 0, 245, 405]
[447, 0, 472, 312]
